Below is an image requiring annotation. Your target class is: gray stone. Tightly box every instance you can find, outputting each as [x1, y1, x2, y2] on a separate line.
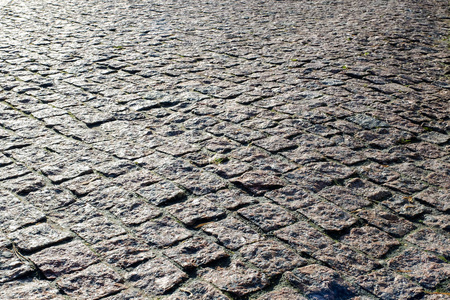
[0, 249, 34, 283]
[238, 203, 296, 232]
[136, 216, 192, 248]
[8, 223, 72, 252]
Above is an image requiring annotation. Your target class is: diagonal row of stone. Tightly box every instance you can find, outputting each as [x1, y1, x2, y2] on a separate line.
[0, 0, 449, 299]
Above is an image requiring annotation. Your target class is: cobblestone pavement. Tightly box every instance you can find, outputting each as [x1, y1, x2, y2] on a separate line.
[0, 0, 449, 299]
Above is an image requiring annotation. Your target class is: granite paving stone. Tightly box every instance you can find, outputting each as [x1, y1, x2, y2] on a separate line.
[388, 248, 450, 289]
[7, 223, 72, 252]
[286, 264, 359, 299]
[201, 217, 263, 250]
[28, 240, 99, 279]
[1, 0, 448, 297]
[0, 279, 66, 300]
[164, 236, 228, 269]
[127, 258, 187, 295]
[56, 263, 124, 299]
[199, 260, 269, 297]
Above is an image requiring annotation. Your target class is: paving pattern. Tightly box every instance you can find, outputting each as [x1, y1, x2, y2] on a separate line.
[0, 0, 449, 299]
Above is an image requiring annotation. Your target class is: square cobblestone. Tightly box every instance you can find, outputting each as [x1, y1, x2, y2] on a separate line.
[0, 190, 45, 232]
[274, 221, 334, 254]
[60, 174, 106, 196]
[8, 223, 72, 252]
[414, 187, 450, 212]
[0, 173, 46, 195]
[28, 240, 99, 279]
[318, 186, 371, 211]
[167, 281, 229, 300]
[199, 260, 269, 297]
[136, 216, 192, 248]
[300, 201, 358, 232]
[253, 136, 297, 152]
[286, 264, 358, 299]
[70, 215, 127, 245]
[381, 195, 428, 219]
[405, 228, 450, 258]
[357, 206, 416, 237]
[201, 217, 263, 250]
[25, 188, 76, 212]
[346, 178, 392, 201]
[56, 264, 124, 299]
[0, 248, 34, 283]
[238, 203, 296, 232]
[239, 240, 307, 277]
[92, 235, 154, 269]
[164, 237, 228, 269]
[127, 258, 187, 295]
[256, 287, 307, 300]
[340, 226, 400, 258]
[231, 170, 285, 195]
[265, 185, 318, 210]
[357, 163, 400, 184]
[205, 189, 257, 210]
[137, 181, 186, 206]
[167, 197, 225, 226]
[314, 243, 381, 277]
[388, 248, 450, 289]
[0, 279, 65, 300]
[356, 269, 424, 300]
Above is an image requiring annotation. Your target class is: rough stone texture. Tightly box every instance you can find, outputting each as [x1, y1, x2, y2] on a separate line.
[0, 279, 66, 300]
[92, 235, 155, 269]
[286, 264, 358, 299]
[240, 240, 307, 277]
[167, 197, 225, 226]
[0, 248, 34, 283]
[167, 281, 230, 300]
[164, 237, 228, 269]
[357, 206, 416, 237]
[405, 229, 450, 258]
[56, 264, 124, 299]
[7, 223, 72, 252]
[29, 240, 99, 279]
[340, 226, 400, 258]
[238, 203, 296, 232]
[202, 217, 263, 250]
[314, 243, 381, 277]
[127, 258, 187, 295]
[136, 216, 192, 248]
[199, 261, 269, 297]
[1, 0, 449, 297]
[256, 288, 307, 300]
[274, 222, 334, 254]
[388, 248, 450, 289]
[357, 269, 424, 300]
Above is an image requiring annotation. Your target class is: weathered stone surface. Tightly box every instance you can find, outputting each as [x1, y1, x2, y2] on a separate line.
[357, 207, 416, 237]
[346, 178, 392, 201]
[286, 264, 358, 299]
[167, 197, 225, 226]
[238, 203, 296, 232]
[0, 279, 65, 300]
[8, 223, 71, 252]
[29, 240, 99, 279]
[256, 288, 307, 300]
[240, 240, 306, 276]
[388, 248, 450, 289]
[205, 189, 257, 210]
[300, 201, 358, 231]
[265, 185, 318, 211]
[253, 136, 296, 152]
[69, 215, 127, 244]
[0, 190, 46, 232]
[357, 163, 400, 184]
[356, 269, 424, 300]
[101, 289, 146, 300]
[0, 173, 46, 194]
[167, 281, 229, 300]
[127, 258, 187, 295]
[274, 222, 334, 255]
[136, 216, 192, 248]
[423, 214, 450, 231]
[314, 243, 381, 277]
[414, 187, 450, 212]
[0, 248, 34, 283]
[405, 229, 450, 258]
[231, 170, 285, 195]
[57, 264, 124, 299]
[202, 217, 263, 250]
[164, 237, 228, 269]
[340, 226, 400, 258]
[25, 188, 76, 212]
[92, 235, 154, 269]
[382, 195, 428, 219]
[318, 186, 371, 211]
[199, 260, 269, 297]
[137, 181, 186, 206]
